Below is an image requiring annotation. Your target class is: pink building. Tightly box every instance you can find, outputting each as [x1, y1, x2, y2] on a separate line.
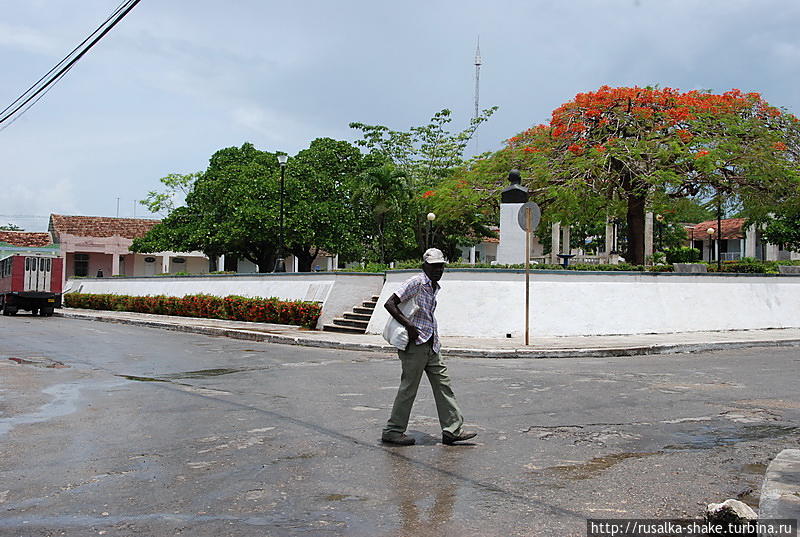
[48, 214, 209, 282]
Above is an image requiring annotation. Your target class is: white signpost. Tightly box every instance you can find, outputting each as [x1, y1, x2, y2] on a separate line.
[517, 202, 541, 345]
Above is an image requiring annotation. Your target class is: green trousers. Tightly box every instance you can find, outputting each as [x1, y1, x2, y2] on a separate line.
[383, 339, 464, 436]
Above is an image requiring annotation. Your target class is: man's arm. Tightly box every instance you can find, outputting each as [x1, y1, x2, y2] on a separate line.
[385, 293, 419, 344]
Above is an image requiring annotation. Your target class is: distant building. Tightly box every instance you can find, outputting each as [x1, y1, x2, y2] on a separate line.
[687, 218, 799, 262]
[48, 214, 208, 280]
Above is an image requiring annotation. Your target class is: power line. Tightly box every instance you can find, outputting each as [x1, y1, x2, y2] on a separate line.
[0, 0, 142, 129]
[0, 0, 130, 120]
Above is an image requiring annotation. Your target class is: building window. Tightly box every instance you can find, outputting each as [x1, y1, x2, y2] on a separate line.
[74, 253, 89, 277]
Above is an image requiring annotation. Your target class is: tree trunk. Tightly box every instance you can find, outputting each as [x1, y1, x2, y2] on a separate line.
[245, 250, 276, 273]
[255, 253, 274, 273]
[292, 246, 318, 272]
[626, 192, 647, 266]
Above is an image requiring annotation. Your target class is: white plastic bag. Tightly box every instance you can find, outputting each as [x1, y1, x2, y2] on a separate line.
[382, 298, 418, 350]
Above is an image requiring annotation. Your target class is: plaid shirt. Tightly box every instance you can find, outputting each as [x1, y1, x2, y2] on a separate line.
[394, 272, 441, 352]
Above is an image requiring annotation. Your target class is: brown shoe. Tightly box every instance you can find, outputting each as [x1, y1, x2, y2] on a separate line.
[381, 433, 415, 446]
[442, 431, 477, 445]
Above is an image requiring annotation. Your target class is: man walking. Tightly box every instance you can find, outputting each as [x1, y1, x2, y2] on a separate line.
[381, 248, 477, 446]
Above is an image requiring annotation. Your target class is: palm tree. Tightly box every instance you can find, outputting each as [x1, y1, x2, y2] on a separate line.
[356, 164, 409, 264]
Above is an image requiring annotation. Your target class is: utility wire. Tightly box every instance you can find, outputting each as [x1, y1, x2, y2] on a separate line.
[0, 0, 130, 120]
[0, 63, 76, 131]
[0, 0, 142, 128]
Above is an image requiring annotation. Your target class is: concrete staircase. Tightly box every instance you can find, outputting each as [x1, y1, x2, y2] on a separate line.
[322, 295, 381, 334]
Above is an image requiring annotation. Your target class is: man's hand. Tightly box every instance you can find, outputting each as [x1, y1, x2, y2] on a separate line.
[405, 325, 419, 345]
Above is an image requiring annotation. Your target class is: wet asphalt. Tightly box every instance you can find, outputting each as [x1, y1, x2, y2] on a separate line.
[1, 315, 799, 536]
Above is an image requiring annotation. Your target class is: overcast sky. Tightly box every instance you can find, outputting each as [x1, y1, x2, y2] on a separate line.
[1, 0, 798, 231]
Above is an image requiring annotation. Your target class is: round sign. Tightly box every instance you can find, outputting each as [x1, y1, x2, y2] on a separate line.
[517, 201, 541, 232]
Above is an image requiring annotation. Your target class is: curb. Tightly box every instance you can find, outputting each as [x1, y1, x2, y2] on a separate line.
[759, 449, 800, 524]
[56, 311, 800, 359]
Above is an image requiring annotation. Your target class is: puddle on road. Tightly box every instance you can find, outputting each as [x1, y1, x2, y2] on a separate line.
[0, 380, 124, 436]
[8, 356, 68, 368]
[117, 375, 170, 383]
[117, 367, 265, 383]
[322, 493, 366, 502]
[737, 487, 760, 509]
[549, 452, 658, 480]
[663, 424, 799, 450]
[162, 368, 249, 379]
[741, 463, 768, 474]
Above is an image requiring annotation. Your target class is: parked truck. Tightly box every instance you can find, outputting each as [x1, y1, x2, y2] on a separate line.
[0, 253, 63, 316]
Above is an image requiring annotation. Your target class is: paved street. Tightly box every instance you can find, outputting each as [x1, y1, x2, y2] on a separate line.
[1, 315, 799, 536]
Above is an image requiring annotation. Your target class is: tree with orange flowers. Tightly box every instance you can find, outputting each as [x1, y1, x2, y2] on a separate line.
[493, 86, 800, 264]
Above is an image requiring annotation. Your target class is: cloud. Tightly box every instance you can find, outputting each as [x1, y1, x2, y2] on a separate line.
[0, 178, 78, 230]
[0, 22, 59, 55]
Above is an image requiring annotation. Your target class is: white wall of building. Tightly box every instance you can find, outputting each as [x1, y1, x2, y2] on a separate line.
[366, 269, 800, 338]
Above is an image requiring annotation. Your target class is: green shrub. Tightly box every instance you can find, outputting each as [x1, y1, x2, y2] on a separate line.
[664, 247, 701, 263]
[706, 260, 768, 273]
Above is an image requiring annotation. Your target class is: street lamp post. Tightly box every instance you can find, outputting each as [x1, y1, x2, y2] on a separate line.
[273, 154, 288, 273]
[716, 194, 723, 272]
[655, 214, 664, 252]
[426, 212, 436, 249]
[610, 218, 621, 255]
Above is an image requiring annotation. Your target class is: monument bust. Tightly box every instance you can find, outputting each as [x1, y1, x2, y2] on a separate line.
[500, 170, 529, 203]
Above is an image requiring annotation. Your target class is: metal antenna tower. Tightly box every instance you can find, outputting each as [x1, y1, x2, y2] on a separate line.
[473, 37, 482, 154]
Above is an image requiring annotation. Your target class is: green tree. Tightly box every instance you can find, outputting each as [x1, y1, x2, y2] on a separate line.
[350, 107, 497, 260]
[133, 140, 371, 272]
[463, 86, 800, 264]
[353, 163, 410, 264]
[0, 223, 23, 231]
[132, 143, 281, 271]
[140, 172, 201, 216]
[757, 206, 800, 251]
[283, 138, 376, 271]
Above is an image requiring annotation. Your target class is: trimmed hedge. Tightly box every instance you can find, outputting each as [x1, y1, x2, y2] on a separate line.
[64, 293, 321, 328]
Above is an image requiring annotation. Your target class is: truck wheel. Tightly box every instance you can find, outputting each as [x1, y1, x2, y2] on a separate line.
[4, 305, 17, 316]
[30, 309, 39, 316]
[41, 307, 54, 317]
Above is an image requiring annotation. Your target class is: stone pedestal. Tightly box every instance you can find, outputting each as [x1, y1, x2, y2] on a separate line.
[496, 203, 527, 264]
[744, 226, 757, 259]
[496, 170, 530, 265]
[550, 222, 561, 264]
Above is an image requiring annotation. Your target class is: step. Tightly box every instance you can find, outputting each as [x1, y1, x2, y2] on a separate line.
[361, 301, 376, 309]
[322, 324, 366, 334]
[371, 295, 381, 301]
[332, 318, 369, 329]
[343, 312, 372, 321]
[353, 306, 375, 315]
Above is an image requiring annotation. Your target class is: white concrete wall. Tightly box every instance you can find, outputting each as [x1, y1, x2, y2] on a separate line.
[66, 272, 384, 329]
[367, 269, 800, 338]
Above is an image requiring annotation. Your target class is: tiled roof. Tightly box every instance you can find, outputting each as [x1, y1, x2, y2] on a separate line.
[479, 225, 500, 244]
[691, 218, 746, 240]
[0, 231, 53, 247]
[49, 214, 160, 240]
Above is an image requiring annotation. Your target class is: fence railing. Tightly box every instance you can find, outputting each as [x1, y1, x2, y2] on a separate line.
[720, 252, 742, 261]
